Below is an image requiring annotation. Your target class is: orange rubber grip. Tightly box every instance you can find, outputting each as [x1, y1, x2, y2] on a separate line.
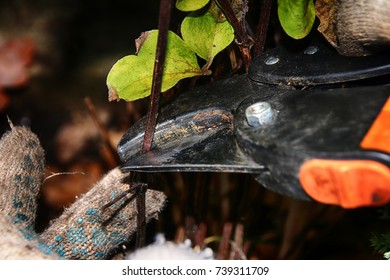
[299, 159, 390, 208]
[361, 97, 390, 154]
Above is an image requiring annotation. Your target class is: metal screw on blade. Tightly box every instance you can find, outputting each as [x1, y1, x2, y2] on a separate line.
[304, 45, 319, 55]
[245, 102, 274, 127]
[265, 56, 279, 65]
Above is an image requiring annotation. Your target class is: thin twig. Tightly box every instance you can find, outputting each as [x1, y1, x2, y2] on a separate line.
[215, 0, 251, 71]
[229, 240, 247, 260]
[254, 0, 273, 57]
[136, 182, 147, 248]
[101, 174, 148, 249]
[142, 0, 172, 154]
[230, 223, 244, 259]
[217, 222, 233, 259]
[174, 226, 186, 244]
[43, 171, 86, 183]
[84, 97, 120, 168]
[194, 222, 207, 249]
[101, 185, 136, 211]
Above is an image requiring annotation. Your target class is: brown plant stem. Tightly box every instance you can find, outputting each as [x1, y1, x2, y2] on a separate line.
[215, 0, 251, 71]
[217, 222, 233, 259]
[254, 0, 273, 57]
[84, 97, 120, 168]
[142, 0, 172, 154]
[101, 185, 136, 211]
[135, 182, 148, 248]
[230, 223, 245, 259]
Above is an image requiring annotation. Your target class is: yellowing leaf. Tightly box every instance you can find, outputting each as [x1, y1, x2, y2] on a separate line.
[278, 0, 316, 39]
[176, 0, 210, 12]
[181, 10, 234, 67]
[106, 30, 204, 102]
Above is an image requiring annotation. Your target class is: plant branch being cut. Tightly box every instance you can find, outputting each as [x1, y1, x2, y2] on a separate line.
[142, 0, 173, 154]
[254, 0, 273, 57]
[215, 0, 252, 72]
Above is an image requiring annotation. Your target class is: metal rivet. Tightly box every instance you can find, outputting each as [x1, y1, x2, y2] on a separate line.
[265, 56, 279, 65]
[245, 102, 274, 127]
[304, 45, 318, 55]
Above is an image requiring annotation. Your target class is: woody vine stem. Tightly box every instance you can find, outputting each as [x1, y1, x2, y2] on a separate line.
[142, 0, 172, 154]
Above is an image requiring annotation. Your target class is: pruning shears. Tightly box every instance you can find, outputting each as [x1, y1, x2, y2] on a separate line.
[117, 39, 390, 209]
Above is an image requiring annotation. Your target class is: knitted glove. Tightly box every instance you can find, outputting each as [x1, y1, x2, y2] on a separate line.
[0, 123, 166, 259]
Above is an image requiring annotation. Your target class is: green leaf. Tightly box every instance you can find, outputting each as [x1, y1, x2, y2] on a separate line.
[176, 0, 210, 12]
[278, 0, 316, 39]
[181, 10, 234, 67]
[106, 30, 204, 102]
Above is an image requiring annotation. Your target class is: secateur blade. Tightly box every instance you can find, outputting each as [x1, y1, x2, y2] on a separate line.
[118, 75, 270, 173]
[117, 39, 390, 205]
[249, 37, 390, 86]
[118, 38, 390, 174]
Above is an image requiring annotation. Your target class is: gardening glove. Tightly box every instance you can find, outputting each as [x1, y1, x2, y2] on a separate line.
[0, 123, 166, 259]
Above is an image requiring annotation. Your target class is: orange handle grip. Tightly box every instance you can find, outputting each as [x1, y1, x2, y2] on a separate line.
[361, 97, 390, 154]
[300, 159, 390, 208]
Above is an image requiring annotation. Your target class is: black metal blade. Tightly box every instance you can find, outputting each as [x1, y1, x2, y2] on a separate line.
[118, 75, 270, 173]
[120, 107, 265, 173]
[249, 38, 390, 86]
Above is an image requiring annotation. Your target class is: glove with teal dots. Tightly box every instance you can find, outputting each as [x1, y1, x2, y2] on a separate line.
[0, 123, 166, 259]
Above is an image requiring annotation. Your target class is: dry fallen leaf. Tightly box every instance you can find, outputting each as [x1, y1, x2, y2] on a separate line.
[316, 0, 339, 49]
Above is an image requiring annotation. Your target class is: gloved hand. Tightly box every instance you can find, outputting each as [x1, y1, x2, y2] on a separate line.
[0, 123, 166, 259]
